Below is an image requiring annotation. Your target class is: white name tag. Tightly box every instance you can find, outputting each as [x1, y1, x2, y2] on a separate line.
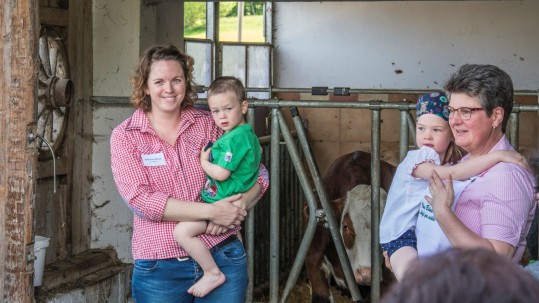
[142, 152, 166, 166]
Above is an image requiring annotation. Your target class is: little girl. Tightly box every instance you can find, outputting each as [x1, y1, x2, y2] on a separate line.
[379, 92, 524, 281]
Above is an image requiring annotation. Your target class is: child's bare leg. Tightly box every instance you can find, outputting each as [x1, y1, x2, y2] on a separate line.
[390, 246, 418, 281]
[173, 221, 226, 297]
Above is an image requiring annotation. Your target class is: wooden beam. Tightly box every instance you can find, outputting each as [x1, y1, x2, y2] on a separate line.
[37, 158, 68, 179]
[1, 0, 39, 302]
[40, 7, 69, 27]
[69, 0, 94, 254]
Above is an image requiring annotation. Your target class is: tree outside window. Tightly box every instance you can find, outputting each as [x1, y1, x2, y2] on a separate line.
[184, 2, 265, 43]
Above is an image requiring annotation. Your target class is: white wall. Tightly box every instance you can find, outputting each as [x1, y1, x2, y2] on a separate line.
[274, 1, 539, 90]
[92, 0, 140, 262]
[91, 104, 135, 262]
[93, 0, 141, 96]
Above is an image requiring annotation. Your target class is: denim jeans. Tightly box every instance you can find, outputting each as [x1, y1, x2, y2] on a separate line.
[132, 238, 248, 303]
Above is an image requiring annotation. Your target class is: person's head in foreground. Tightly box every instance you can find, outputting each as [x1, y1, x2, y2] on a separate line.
[380, 247, 539, 303]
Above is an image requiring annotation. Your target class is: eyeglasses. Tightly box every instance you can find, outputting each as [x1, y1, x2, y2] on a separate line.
[447, 106, 484, 120]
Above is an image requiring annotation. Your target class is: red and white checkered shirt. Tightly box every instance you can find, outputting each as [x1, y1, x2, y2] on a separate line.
[110, 108, 269, 260]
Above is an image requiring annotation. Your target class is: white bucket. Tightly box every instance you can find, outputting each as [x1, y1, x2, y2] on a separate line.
[34, 235, 50, 287]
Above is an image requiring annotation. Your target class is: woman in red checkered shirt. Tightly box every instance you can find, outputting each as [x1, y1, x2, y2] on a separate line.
[110, 45, 269, 303]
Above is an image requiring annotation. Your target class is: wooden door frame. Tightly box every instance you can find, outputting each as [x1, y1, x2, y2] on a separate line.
[1, 0, 39, 302]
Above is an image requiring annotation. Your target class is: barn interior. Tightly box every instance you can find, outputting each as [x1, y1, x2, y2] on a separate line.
[1, 1, 538, 302]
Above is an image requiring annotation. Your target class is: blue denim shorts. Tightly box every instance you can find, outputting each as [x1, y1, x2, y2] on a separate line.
[131, 235, 247, 303]
[381, 229, 417, 258]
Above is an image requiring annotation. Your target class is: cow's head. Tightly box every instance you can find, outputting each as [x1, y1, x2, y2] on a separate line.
[338, 184, 387, 285]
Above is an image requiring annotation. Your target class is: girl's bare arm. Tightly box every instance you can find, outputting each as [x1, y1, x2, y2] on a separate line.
[414, 150, 525, 180]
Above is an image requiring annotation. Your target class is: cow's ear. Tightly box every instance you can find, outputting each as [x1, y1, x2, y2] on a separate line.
[304, 196, 323, 219]
[331, 197, 345, 219]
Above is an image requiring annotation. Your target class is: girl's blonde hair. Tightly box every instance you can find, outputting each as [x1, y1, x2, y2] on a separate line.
[442, 140, 466, 165]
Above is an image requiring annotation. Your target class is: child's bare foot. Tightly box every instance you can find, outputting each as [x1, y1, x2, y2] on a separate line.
[188, 271, 226, 297]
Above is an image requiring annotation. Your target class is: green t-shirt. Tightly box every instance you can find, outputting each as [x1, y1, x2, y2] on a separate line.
[201, 124, 261, 203]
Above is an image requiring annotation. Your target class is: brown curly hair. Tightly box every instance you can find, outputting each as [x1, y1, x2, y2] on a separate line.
[130, 45, 197, 112]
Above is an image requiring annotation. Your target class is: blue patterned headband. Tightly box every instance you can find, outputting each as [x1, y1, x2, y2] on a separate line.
[416, 92, 449, 122]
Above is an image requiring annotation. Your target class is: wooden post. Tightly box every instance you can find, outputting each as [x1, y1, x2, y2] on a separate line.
[0, 0, 39, 302]
[69, 0, 94, 255]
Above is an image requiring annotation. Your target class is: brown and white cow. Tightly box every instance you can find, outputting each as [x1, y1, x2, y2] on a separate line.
[304, 151, 396, 303]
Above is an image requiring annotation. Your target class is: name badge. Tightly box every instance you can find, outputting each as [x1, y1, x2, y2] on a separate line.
[142, 152, 166, 166]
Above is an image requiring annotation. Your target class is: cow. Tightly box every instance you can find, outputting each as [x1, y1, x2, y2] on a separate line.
[304, 150, 397, 303]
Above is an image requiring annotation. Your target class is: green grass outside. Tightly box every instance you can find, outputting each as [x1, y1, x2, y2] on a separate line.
[185, 15, 264, 42]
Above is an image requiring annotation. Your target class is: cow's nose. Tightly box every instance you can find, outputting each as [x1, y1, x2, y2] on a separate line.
[354, 267, 372, 285]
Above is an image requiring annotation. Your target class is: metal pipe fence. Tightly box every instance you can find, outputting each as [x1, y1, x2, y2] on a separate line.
[248, 134, 305, 298]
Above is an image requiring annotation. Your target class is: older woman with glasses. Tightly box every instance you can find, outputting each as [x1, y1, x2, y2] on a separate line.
[418, 64, 536, 264]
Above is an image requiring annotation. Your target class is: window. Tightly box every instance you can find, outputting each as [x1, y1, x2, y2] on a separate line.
[184, 2, 206, 39]
[184, 2, 272, 99]
[184, 2, 265, 43]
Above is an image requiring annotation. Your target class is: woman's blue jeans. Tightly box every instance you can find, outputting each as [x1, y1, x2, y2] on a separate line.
[131, 238, 248, 303]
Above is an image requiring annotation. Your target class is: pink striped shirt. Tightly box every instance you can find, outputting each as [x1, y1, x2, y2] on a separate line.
[454, 136, 536, 262]
[110, 108, 269, 260]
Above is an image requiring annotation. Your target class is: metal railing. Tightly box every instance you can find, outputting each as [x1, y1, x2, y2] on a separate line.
[246, 132, 305, 301]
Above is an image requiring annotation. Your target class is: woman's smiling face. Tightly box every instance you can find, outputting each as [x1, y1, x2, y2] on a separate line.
[145, 60, 186, 114]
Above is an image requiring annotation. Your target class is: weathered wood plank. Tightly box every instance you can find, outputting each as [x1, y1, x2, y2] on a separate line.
[69, 0, 94, 254]
[1, 0, 39, 302]
[0, 2, 7, 299]
[37, 157, 68, 179]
